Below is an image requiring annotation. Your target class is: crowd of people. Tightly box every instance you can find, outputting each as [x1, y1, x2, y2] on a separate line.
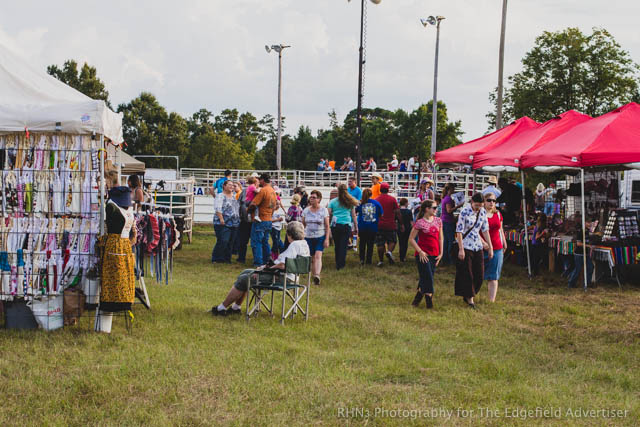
[316, 155, 429, 174]
[208, 168, 520, 316]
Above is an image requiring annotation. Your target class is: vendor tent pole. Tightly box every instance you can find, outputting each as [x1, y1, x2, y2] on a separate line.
[520, 170, 532, 278]
[581, 168, 588, 291]
[100, 134, 105, 235]
[472, 170, 477, 196]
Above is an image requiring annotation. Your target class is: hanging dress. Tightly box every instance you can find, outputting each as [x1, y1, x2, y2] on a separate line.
[98, 200, 135, 312]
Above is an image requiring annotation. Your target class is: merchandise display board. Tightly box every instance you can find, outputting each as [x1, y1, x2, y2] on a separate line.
[1, 132, 103, 330]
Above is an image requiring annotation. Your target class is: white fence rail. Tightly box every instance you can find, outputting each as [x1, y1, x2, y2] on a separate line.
[180, 168, 494, 224]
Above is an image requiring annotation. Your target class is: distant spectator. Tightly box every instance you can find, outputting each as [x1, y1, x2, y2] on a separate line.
[397, 198, 413, 262]
[356, 188, 383, 265]
[347, 176, 362, 201]
[387, 154, 399, 171]
[375, 182, 402, 267]
[248, 173, 277, 267]
[328, 184, 359, 270]
[370, 172, 383, 199]
[317, 158, 326, 172]
[302, 190, 331, 285]
[363, 157, 377, 172]
[407, 156, 416, 172]
[214, 170, 232, 194]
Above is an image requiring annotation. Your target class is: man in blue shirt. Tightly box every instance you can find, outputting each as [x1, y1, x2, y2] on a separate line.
[347, 176, 362, 201]
[214, 170, 232, 194]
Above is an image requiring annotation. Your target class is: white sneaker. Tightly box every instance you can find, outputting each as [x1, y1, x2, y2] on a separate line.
[385, 251, 395, 264]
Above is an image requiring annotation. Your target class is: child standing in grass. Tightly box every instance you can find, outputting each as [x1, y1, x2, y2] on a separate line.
[409, 199, 443, 309]
[397, 198, 413, 262]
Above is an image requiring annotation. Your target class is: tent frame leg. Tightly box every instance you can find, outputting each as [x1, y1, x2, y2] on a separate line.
[521, 170, 532, 278]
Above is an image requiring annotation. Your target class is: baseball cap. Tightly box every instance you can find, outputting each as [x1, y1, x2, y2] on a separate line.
[380, 182, 390, 190]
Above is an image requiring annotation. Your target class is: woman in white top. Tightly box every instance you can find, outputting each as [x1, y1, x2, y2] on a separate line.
[302, 190, 330, 285]
[212, 221, 310, 315]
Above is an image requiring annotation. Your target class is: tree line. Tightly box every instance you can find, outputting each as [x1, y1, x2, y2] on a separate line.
[47, 27, 639, 170]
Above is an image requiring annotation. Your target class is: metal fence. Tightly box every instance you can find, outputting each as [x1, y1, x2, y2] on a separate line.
[180, 168, 493, 199]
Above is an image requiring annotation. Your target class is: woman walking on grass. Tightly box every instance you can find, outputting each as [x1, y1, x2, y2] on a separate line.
[328, 184, 359, 270]
[409, 199, 443, 309]
[356, 188, 382, 265]
[302, 190, 330, 285]
[481, 193, 506, 302]
[454, 192, 493, 309]
[329, 184, 360, 270]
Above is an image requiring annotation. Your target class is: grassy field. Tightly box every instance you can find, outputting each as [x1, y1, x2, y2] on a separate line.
[0, 225, 638, 426]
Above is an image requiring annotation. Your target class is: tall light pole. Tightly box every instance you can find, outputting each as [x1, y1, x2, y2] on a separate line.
[421, 15, 445, 161]
[496, 0, 508, 130]
[349, 0, 382, 186]
[265, 44, 291, 171]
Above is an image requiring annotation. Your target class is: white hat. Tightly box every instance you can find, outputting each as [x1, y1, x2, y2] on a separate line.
[371, 172, 382, 179]
[250, 172, 259, 178]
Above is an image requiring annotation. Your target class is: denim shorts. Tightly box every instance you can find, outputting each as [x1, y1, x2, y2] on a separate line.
[484, 248, 504, 281]
[305, 236, 326, 255]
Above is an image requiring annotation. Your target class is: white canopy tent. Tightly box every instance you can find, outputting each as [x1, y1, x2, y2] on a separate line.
[0, 44, 123, 143]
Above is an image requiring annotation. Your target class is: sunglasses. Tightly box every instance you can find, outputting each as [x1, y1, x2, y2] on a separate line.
[486, 199, 496, 203]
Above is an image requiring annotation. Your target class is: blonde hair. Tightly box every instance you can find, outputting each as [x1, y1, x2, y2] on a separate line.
[337, 183, 359, 209]
[536, 183, 545, 192]
[291, 194, 301, 205]
[484, 192, 498, 213]
[105, 170, 118, 187]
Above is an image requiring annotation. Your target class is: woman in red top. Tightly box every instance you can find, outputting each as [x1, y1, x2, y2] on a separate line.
[408, 199, 443, 309]
[481, 193, 507, 302]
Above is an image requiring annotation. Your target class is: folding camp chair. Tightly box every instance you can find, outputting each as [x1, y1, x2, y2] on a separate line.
[245, 256, 311, 325]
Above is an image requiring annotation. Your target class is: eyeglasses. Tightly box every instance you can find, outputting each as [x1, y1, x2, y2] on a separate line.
[486, 199, 496, 203]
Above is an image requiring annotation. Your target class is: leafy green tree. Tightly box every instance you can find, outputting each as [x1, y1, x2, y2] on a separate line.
[117, 92, 189, 168]
[47, 60, 111, 107]
[487, 27, 640, 128]
[187, 129, 253, 169]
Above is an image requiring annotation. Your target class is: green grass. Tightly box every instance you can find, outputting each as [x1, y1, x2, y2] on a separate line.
[0, 225, 638, 426]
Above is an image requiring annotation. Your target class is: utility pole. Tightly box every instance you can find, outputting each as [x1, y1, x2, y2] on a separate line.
[496, 0, 508, 130]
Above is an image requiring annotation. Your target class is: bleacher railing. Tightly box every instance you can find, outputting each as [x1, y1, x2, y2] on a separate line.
[180, 168, 494, 200]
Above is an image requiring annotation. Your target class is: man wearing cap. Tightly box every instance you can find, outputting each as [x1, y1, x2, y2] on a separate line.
[375, 182, 402, 266]
[370, 172, 383, 199]
[248, 173, 277, 266]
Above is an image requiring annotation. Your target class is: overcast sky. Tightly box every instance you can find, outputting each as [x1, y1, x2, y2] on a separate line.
[1, 0, 639, 143]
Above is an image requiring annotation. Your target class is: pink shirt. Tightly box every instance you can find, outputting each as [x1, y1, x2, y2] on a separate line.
[245, 184, 257, 203]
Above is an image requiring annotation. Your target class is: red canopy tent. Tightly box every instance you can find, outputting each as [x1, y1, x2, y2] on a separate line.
[520, 103, 640, 170]
[472, 110, 591, 171]
[580, 103, 640, 168]
[434, 116, 539, 166]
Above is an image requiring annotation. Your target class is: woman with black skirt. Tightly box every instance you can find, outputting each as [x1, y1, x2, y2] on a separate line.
[454, 193, 493, 308]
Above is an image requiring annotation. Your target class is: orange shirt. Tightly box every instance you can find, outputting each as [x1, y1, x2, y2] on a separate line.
[371, 182, 382, 199]
[251, 184, 277, 221]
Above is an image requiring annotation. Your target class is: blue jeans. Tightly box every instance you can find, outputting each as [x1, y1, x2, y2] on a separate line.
[442, 221, 456, 265]
[568, 254, 593, 288]
[251, 221, 272, 266]
[270, 227, 284, 255]
[212, 224, 238, 263]
[416, 255, 437, 294]
[543, 202, 555, 217]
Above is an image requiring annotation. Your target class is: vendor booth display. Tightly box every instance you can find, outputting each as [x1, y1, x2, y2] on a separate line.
[435, 102, 640, 289]
[0, 44, 174, 331]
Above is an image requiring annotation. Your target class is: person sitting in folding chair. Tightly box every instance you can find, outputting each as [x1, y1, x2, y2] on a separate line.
[212, 221, 310, 316]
